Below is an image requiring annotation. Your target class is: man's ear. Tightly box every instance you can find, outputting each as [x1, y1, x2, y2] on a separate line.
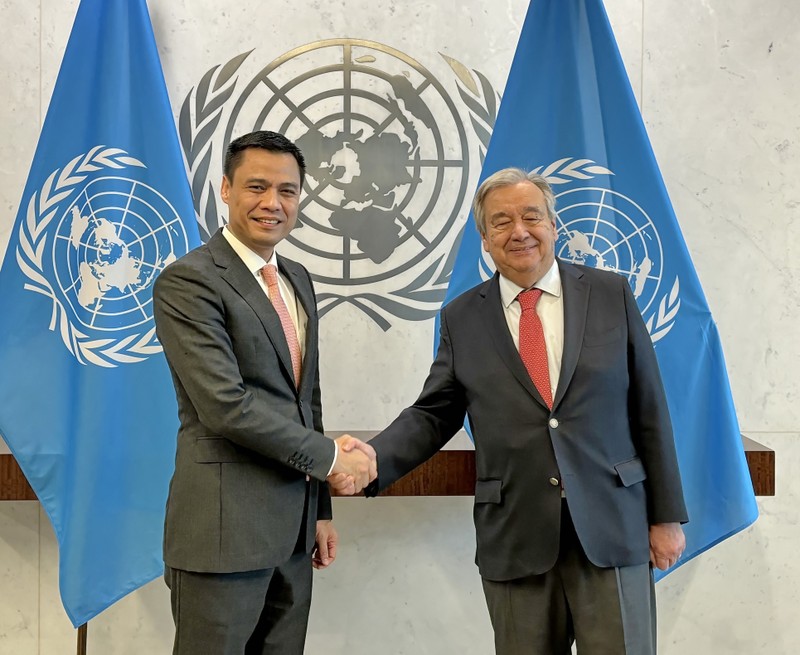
[220, 175, 231, 204]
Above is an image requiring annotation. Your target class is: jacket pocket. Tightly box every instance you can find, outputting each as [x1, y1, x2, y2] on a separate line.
[614, 456, 647, 487]
[475, 479, 503, 504]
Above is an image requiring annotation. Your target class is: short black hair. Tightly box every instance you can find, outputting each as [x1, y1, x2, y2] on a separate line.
[223, 131, 306, 189]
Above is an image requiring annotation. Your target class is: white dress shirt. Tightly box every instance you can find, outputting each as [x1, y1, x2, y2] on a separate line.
[497, 259, 565, 398]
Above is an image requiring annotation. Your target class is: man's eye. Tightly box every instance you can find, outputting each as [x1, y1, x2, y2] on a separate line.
[524, 216, 543, 224]
[248, 185, 264, 192]
[493, 221, 511, 230]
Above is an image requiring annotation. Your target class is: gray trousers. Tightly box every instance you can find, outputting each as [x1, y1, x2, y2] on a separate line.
[165, 550, 313, 655]
[482, 502, 656, 655]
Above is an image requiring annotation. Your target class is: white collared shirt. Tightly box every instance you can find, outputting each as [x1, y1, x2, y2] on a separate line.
[498, 259, 564, 398]
[222, 227, 307, 357]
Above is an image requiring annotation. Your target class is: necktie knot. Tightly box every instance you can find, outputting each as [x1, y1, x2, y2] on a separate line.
[517, 287, 543, 311]
[261, 264, 279, 288]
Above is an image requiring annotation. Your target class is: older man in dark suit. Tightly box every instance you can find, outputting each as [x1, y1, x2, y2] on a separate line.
[154, 131, 374, 655]
[336, 168, 688, 654]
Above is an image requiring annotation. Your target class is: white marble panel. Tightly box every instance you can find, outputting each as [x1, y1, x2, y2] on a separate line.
[39, 0, 79, 111]
[606, 0, 644, 105]
[38, 503, 83, 655]
[0, 0, 41, 267]
[657, 433, 800, 654]
[307, 496, 494, 654]
[0, 502, 39, 654]
[84, 579, 172, 655]
[643, 0, 800, 431]
[0, 437, 10, 455]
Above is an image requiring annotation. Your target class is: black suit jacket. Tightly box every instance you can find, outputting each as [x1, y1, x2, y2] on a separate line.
[368, 260, 688, 581]
[154, 230, 335, 573]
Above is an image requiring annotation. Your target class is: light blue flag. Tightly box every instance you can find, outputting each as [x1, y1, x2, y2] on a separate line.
[0, 0, 199, 625]
[445, 0, 758, 576]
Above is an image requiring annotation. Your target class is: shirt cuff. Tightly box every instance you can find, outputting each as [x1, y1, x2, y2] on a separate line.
[326, 439, 339, 477]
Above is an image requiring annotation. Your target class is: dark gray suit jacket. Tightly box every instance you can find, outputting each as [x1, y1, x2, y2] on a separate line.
[154, 230, 335, 574]
[368, 260, 688, 581]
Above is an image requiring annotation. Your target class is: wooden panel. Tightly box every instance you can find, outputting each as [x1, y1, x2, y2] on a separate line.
[0, 454, 37, 500]
[742, 435, 776, 497]
[0, 433, 775, 500]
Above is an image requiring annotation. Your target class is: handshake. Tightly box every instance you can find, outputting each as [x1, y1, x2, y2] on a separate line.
[327, 435, 378, 495]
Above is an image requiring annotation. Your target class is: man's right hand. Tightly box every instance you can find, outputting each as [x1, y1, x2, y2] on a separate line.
[330, 435, 377, 494]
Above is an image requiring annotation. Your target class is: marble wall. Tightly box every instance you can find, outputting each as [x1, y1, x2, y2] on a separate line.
[1, 0, 798, 653]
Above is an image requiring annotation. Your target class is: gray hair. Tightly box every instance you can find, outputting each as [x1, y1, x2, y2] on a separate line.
[472, 168, 556, 236]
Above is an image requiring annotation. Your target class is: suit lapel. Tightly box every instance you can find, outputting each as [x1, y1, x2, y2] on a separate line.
[553, 260, 589, 409]
[478, 274, 548, 407]
[207, 231, 297, 389]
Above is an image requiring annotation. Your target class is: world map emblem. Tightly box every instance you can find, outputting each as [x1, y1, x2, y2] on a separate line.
[16, 147, 193, 366]
[181, 40, 499, 328]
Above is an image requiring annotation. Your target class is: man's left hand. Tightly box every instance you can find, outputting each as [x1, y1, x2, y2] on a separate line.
[649, 522, 685, 570]
[313, 520, 338, 569]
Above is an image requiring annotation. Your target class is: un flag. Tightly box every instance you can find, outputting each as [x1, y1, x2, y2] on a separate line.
[0, 0, 200, 625]
[446, 0, 758, 576]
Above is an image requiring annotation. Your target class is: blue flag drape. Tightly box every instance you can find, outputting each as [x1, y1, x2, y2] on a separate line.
[445, 0, 758, 576]
[0, 0, 199, 625]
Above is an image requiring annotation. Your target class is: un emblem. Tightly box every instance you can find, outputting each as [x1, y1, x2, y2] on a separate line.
[16, 147, 192, 366]
[181, 40, 499, 328]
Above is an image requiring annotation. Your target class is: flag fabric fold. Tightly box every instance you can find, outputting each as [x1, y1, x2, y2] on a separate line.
[0, 0, 199, 625]
[445, 0, 757, 576]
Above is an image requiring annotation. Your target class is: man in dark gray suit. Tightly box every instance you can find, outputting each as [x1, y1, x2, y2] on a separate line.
[154, 131, 375, 655]
[335, 168, 688, 654]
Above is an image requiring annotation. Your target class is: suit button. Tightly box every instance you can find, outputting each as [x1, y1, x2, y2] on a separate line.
[549, 477, 560, 486]
[549, 418, 559, 428]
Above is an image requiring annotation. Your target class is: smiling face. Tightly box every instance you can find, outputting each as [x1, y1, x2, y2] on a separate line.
[220, 148, 301, 260]
[480, 181, 558, 288]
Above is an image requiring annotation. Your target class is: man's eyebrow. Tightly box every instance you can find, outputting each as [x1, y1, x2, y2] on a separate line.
[489, 206, 543, 220]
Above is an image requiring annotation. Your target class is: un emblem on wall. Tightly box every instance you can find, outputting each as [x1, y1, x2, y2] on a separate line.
[16, 147, 191, 366]
[181, 40, 499, 328]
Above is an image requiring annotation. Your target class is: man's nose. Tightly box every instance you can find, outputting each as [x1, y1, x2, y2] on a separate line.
[259, 188, 280, 209]
[510, 219, 530, 240]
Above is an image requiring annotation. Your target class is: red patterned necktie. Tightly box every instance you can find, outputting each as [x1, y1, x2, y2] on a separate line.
[517, 288, 553, 409]
[260, 264, 302, 385]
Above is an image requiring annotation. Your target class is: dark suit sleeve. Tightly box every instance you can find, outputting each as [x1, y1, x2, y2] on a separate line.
[366, 309, 468, 495]
[153, 259, 336, 480]
[624, 280, 688, 524]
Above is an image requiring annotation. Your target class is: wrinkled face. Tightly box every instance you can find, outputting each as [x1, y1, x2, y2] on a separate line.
[480, 181, 558, 288]
[220, 148, 301, 260]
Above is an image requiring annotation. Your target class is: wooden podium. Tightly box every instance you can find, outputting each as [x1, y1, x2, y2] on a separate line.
[0, 433, 775, 500]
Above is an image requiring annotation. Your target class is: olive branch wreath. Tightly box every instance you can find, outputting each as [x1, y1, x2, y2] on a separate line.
[179, 50, 253, 241]
[16, 146, 162, 367]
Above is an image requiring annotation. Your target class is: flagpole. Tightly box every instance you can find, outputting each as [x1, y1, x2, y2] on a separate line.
[77, 623, 87, 654]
